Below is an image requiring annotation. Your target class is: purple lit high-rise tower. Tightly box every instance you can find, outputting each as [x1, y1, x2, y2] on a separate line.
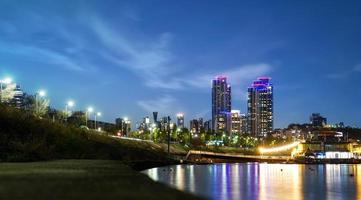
[212, 76, 232, 135]
[247, 77, 273, 137]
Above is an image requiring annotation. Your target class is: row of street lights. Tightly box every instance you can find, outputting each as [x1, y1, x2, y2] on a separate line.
[1, 76, 103, 130]
[85, 106, 102, 130]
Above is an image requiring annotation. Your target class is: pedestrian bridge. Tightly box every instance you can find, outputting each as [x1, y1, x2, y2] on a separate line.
[185, 150, 292, 164]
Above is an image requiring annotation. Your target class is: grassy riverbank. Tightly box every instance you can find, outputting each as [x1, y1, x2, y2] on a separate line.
[0, 160, 202, 200]
[0, 105, 204, 199]
[0, 105, 176, 169]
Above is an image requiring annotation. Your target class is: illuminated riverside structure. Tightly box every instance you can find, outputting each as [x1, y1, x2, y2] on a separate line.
[247, 77, 273, 137]
[291, 130, 361, 163]
[212, 76, 231, 134]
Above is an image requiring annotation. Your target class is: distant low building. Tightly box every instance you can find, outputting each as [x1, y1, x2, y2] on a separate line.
[10, 84, 25, 109]
[190, 118, 203, 135]
[160, 116, 171, 132]
[310, 113, 327, 127]
[204, 120, 212, 133]
[138, 116, 150, 131]
[231, 110, 241, 135]
[116, 118, 132, 136]
[88, 120, 116, 132]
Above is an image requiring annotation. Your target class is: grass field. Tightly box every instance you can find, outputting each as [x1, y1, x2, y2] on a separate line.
[0, 160, 202, 200]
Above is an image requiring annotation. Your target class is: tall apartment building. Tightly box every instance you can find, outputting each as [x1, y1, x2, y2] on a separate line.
[212, 76, 231, 134]
[247, 77, 273, 137]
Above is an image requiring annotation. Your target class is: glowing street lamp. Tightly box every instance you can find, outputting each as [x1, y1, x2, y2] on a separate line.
[67, 101, 75, 108]
[87, 107, 94, 113]
[38, 90, 46, 97]
[35, 90, 46, 115]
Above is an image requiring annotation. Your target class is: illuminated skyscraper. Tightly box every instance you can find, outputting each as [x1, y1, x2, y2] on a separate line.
[247, 77, 273, 137]
[176, 113, 185, 129]
[212, 76, 231, 134]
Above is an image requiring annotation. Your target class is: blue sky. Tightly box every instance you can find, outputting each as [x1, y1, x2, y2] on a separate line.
[1, 0, 361, 128]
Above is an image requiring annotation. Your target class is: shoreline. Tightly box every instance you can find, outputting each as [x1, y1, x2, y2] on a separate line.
[0, 159, 204, 200]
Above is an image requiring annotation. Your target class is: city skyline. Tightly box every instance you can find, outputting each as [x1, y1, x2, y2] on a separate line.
[1, 1, 361, 127]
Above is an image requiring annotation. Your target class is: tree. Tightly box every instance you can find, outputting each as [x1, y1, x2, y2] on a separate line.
[29, 95, 50, 119]
[152, 128, 160, 142]
[177, 128, 190, 144]
[171, 129, 178, 142]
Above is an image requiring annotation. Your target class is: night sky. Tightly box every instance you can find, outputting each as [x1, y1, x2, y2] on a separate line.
[1, 0, 361, 128]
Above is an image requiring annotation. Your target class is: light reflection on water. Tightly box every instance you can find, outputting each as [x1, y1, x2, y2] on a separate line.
[143, 163, 361, 200]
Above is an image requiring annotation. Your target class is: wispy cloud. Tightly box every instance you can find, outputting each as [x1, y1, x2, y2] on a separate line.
[87, 16, 180, 88]
[0, 42, 85, 72]
[185, 63, 271, 89]
[354, 64, 361, 72]
[0, 9, 94, 73]
[325, 72, 349, 79]
[75, 11, 274, 92]
[326, 63, 361, 79]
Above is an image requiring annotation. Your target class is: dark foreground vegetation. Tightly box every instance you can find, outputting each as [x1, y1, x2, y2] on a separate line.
[0, 160, 202, 200]
[0, 105, 204, 199]
[0, 105, 175, 168]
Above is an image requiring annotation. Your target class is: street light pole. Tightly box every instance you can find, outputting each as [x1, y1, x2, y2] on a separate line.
[65, 101, 74, 123]
[86, 107, 93, 128]
[94, 113, 97, 129]
[95, 112, 101, 130]
[167, 116, 172, 157]
[65, 104, 68, 123]
[0, 82, 2, 103]
[35, 90, 46, 118]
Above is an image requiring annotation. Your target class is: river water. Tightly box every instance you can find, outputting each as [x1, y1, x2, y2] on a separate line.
[143, 163, 361, 200]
